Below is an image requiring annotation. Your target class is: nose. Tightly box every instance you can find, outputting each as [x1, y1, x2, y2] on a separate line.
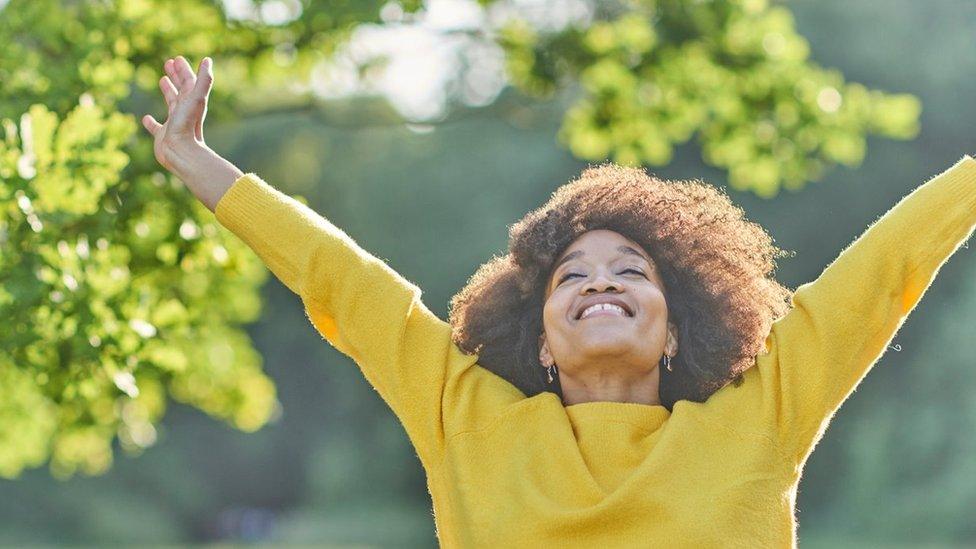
[581, 270, 620, 294]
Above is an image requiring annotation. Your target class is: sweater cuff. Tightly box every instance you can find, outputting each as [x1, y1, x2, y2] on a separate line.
[939, 155, 976, 202]
[929, 154, 976, 236]
[212, 172, 301, 294]
[214, 172, 275, 231]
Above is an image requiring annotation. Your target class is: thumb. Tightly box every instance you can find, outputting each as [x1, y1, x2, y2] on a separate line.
[142, 114, 163, 136]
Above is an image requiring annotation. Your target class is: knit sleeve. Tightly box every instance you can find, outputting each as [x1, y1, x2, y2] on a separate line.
[703, 155, 976, 467]
[213, 173, 483, 468]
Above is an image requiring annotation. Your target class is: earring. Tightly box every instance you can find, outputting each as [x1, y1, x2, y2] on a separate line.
[547, 363, 558, 383]
[661, 354, 673, 372]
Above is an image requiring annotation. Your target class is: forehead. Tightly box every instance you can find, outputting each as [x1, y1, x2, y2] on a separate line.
[551, 230, 653, 273]
[558, 230, 648, 260]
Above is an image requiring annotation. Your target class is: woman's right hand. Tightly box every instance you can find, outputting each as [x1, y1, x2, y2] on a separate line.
[141, 56, 214, 173]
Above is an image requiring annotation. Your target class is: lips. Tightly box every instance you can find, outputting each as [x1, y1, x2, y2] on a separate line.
[574, 296, 634, 320]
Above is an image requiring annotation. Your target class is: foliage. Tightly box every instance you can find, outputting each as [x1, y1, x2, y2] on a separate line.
[0, 0, 922, 479]
[0, 0, 398, 478]
[497, 0, 921, 196]
[0, 100, 276, 477]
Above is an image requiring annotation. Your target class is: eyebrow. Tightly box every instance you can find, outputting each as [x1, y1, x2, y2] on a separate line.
[552, 245, 651, 273]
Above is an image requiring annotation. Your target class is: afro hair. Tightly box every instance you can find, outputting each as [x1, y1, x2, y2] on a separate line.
[448, 162, 795, 410]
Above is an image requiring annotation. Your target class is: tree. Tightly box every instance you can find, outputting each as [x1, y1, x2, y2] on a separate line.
[497, 0, 920, 196]
[0, 0, 920, 478]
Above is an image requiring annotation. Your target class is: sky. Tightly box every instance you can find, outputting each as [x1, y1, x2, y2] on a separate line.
[221, 0, 594, 120]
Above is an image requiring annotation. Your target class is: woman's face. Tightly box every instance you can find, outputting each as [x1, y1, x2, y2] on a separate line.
[540, 229, 678, 384]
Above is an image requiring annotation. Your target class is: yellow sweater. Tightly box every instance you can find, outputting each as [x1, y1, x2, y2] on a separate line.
[214, 155, 976, 548]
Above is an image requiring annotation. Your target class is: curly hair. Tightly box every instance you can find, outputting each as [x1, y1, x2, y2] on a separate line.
[448, 162, 796, 410]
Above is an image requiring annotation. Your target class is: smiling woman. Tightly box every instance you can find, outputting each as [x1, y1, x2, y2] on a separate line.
[208, 154, 976, 547]
[449, 162, 795, 409]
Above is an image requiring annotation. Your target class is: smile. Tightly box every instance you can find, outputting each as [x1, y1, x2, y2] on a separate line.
[578, 303, 630, 320]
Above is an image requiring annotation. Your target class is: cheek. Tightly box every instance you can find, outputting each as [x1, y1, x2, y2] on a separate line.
[542, 292, 570, 331]
[641, 297, 667, 327]
[541, 297, 558, 328]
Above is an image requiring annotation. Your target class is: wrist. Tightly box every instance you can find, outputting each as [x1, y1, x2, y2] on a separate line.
[168, 141, 243, 213]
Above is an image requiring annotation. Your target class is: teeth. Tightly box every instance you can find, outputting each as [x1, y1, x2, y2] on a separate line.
[579, 303, 627, 319]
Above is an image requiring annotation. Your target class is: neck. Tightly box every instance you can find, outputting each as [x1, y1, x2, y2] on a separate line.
[558, 363, 662, 406]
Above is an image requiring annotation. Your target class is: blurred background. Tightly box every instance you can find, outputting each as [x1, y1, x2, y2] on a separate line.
[1, 0, 975, 546]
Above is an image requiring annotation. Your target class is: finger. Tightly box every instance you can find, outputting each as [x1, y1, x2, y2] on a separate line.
[174, 56, 197, 94]
[142, 114, 163, 137]
[159, 76, 178, 108]
[164, 58, 182, 91]
[193, 57, 213, 100]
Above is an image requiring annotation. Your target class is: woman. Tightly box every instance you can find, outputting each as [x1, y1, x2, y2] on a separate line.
[143, 56, 976, 547]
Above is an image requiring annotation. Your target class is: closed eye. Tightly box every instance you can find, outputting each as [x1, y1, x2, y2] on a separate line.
[558, 272, 583, 284]
[558, 268, 646, 284]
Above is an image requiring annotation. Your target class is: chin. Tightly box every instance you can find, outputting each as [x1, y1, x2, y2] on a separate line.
[575, 335, 636, 356]
[574, 322, 636, 337]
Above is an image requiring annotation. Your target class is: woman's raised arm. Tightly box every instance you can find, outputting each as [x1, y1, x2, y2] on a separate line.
[703, 155, 976, 467]
[213, 173, 483, 468]
[141, 56, 487, 469]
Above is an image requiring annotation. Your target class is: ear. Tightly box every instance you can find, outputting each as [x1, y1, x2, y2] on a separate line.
[666, 321, 679, 356]
[538, 332, 554, 367]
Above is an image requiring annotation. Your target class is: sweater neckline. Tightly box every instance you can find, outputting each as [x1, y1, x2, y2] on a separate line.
[563, 398, 671, 430]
